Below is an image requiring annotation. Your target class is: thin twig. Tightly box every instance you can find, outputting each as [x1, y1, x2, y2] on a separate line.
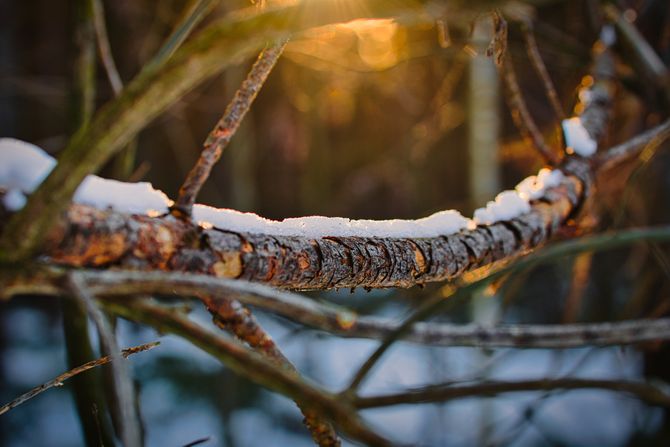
[69, 272, 143, 447]
[562, 252, 592, 322]
[500, 51, 560, 165]
[595, 119, 670, 170]
[520, 20, 565, 121]
[0, 342, 158, 417]
[353, 378, 670, 409]
[144, 0, 221, 74]
[91, 0, 122, 95]
[204, 297, 340, 446]
[89, 0, 138, 180]
[172, 40, 287, 216]
[104, 299, 391, 447]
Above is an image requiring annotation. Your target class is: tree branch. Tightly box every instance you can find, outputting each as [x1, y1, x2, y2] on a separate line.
[501, 49, 560, 165]
[204, 296, 341, 446]
[69, 272, 143, 447]
[353, 378, 670, 409]
[5, 268, 670, 349]
[173, 41, 287, 216]
[520, 20, 565, 121]
[102, 298, 391, 447]
[595, 119, 670, 171]
[0, 342, 158, 417]
[4, 167, 581, 290]
[78, 269, 670, 349]
[91, 0, 122, 96]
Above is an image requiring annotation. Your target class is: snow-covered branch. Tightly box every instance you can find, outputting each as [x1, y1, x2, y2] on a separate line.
[0, 145, 584, 289]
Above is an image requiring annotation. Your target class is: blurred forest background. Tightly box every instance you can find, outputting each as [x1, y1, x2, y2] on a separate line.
[1, 0, 670, 445]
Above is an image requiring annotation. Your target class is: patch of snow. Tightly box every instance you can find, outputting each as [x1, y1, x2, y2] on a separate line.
[562, 117, 598, 157]
[194, 205, 472, 238]
[0, 138, 56, 192]
[473, 190, 531, 225]
[74, 176, 170, 215]
[515, 168, 564, 201]
[0, 137, 170, 214]
[474, 168, 566, 225]
[2, 188, 27, 211]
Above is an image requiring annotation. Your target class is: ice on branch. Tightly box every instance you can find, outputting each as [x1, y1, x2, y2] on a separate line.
[562, 117, 597, 157]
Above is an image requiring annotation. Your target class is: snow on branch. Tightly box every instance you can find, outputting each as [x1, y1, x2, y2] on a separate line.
[0, 137, 585, 289]
[0, 138, 569, 236]
[561, 25, 616, 158]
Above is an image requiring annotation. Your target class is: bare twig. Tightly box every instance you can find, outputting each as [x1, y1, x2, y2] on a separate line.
[520, 21, 565, 121]
[69, 272, 142, 447]
[0, 342, 158, 417]
[204, 296, 341, 446]
[144, 0, 221, 74]
[172, 40, 287, 216]
[353, 378, 670, 409]
[6, 268, 670, 349]
[91, 0, 122, 95]
[595, 119, 670, 171]
[104, 299, 391, 447]
[71, 0, 96, 132]
[84, 271, 670, 348]
[500, 51, 560, 165]
[89, 0, 139, 180]
[562, 252, 592, 322]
